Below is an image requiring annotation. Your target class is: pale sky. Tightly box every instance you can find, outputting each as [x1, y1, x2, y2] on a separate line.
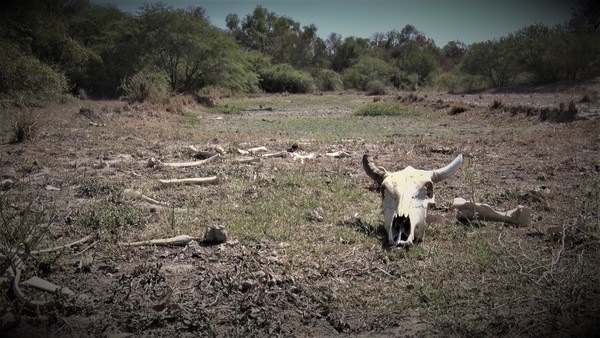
[90, 0, 575, 46]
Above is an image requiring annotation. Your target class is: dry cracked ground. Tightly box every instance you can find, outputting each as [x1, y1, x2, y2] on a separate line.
[1, 80, 599, 337]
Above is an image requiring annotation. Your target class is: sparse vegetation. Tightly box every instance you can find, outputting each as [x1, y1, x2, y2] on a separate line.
[354, 101, 416, 117]
[448, 103, 468, 115]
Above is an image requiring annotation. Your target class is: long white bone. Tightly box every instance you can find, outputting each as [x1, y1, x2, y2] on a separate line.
[451, 197, 531, 226]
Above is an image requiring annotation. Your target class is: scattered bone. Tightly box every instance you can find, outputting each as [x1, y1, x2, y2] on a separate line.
[204, 224, 228, 243]
[326, 151, 352, 158]
[1, 179, 14, 190]
[45, 185, 61, 191]
[290, 152, 319, 161]
[161, 154, 219, 167]
[451, 197, 531, 226]
[262, 151, 288, 158]
[236, 156, 261, 164]
[238, 146, 269, 155]
[119, 234, 200, 247]
[123, 189, 168, 206]
[22, 276, 74, 296]
[158, 175, 222, 186]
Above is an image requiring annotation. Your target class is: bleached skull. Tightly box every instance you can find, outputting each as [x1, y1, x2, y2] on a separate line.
[363, 153, 463, 246]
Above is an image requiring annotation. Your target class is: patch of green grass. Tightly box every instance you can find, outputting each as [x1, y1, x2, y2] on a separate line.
[210, 104, 242, 115]
[76, 179, 123, 198]
[354, 102, 417, 117]
[74, 203, 149, 230]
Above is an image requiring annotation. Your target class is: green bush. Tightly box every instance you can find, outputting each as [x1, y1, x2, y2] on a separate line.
[354, 102, 416, 117]
[119, 68, 171, 103]
[260, 63, 315, 93]
[0, 41, 68, 100]
[365, 80, 389, 95]
[312, 69, 343, 92]
[342, 57, 397, 90]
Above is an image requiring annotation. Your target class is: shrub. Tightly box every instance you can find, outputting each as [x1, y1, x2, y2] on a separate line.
[354, 102, 416, 117]
[448, 103, 468, 115]
[260, 64, 315, 93]
[312, 69, 343, 92]
[365, 80, 389, 95]
[0, 40, 68, 101]
[540, 100, 578, 123]
[342, 57, 397, 90]
[491, 99, 503, 109]
[119, 68, 171, 103]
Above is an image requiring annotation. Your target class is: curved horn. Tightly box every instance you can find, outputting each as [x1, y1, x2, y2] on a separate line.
[362, 154, 387, 185]
[430, 154, 464, 183]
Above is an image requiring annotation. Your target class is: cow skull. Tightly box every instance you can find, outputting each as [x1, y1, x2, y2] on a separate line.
[363, 153, 464, 246]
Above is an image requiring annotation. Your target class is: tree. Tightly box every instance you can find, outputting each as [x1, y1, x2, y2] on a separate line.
[460, 38, 520, 88]
[139, 4, 257, 93]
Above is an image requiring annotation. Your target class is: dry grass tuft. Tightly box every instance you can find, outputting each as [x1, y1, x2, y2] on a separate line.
[448, 103, 468, 115]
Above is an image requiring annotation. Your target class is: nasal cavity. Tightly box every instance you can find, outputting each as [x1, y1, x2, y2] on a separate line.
[392, 215, 411, 242]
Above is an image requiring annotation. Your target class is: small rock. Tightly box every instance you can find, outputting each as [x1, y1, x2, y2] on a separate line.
[204, 224, 228, 243]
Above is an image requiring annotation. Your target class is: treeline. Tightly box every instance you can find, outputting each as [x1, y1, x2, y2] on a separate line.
[0, 0, 598, 102]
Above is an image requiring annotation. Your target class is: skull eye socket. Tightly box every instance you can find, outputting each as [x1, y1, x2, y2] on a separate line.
[424, 182, 434, 199]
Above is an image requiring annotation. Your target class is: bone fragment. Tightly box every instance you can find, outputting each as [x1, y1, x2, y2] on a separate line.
[123, 189, 167, 206]
[23, 276, 74, 296]
[161, 154, 219, 167]
[158, 176, 221, 185]
[451, 197, 531, 226]
[238, 146, 268, 155]
[262, 151, 288, 158]
[290, 152, 319, 161]
[119, 234, 200, 247]
[236, 156, 261, 164]
[326, 151, 352, 158]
